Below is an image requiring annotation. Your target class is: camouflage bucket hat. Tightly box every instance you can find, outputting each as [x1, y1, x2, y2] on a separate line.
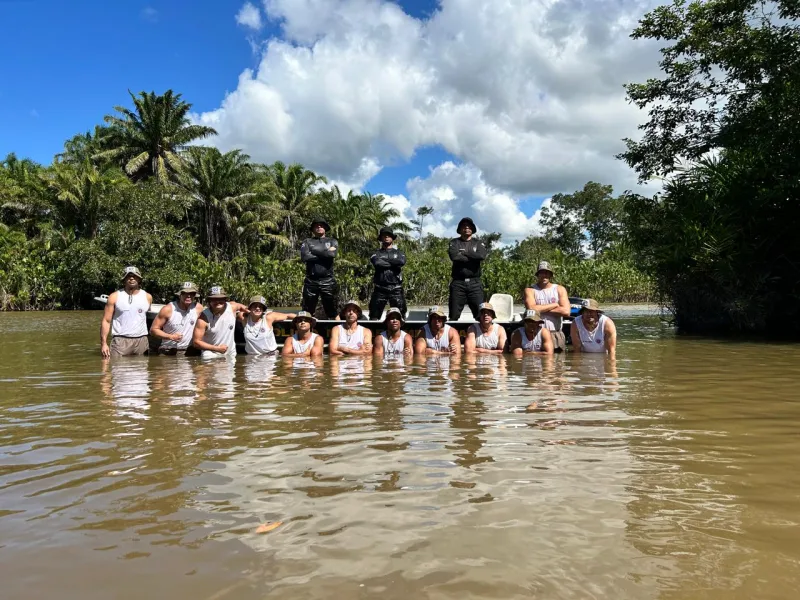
[536, 261, 554, 276]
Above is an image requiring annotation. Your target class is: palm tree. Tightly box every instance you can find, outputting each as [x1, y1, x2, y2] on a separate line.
[268, 162, 327, 252]
[96, 90, 216, 183]
[410, 205, 434, 238]
[44, 159, 127, 239]
[180, 147, 281, 259]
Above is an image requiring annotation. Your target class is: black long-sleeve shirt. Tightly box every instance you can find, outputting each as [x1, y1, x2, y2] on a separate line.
[448, 237, 487, 279]
[370, 246, 406, 287]
[300, 236, 338, 279]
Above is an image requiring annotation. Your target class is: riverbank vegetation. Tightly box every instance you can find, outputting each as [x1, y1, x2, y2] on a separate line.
[620, 0, 800, 336]
[1, 91, 652, 311]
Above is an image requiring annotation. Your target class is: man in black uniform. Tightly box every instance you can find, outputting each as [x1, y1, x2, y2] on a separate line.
[300, 218, 339, 319]
[368, 226, 407, 319]
[448, 216, 487, 320]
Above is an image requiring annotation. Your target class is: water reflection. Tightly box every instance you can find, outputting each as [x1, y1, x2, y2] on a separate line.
[3, 312, 800, 599]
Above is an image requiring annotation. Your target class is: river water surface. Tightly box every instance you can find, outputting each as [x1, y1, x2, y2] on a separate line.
[1, 309, 799, 599]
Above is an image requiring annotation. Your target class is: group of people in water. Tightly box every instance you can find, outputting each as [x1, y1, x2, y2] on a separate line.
[99, 217, 617, 361]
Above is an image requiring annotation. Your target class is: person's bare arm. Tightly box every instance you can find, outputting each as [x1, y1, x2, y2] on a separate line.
[266, 311, 296, 326]
[448, 328, 462, 356]
[403, 333, 414, 355]
[496, 326, 508, 352]
[361, 328, 373, 354]
[571, 323, 583, 353]
[523, 287, 559, 314]
[464, 327, 477, 354]
[552, 286, 572, 318]
[99, 292, 117, 358]
[414, 334, 429, 355]
[510, 330, 523, 357]
[310, 334, 324, 357]
[192, 315, 227, 354]
[329, 326, 344, 355]
[150, 304, 181, 342]
[605, 318, 617, 360]
[373, 333, 385, 357]
[536, 329, 554, 355]
[281, 339, 294, 356]
[229, 301, 249, 317]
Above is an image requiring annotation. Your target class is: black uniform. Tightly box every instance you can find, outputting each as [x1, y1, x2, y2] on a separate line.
[300, 235, 339, 318]
[368, 246, 407, 319]
[448, 237, 487, 320]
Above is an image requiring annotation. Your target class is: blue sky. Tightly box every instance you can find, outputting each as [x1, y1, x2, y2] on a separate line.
[0, 0, 450, 199]
[0, 0, 658, 239]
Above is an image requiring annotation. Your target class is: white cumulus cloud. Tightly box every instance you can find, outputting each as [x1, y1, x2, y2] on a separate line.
[236, 2, 263, 30]
[198, 0, 664, 238]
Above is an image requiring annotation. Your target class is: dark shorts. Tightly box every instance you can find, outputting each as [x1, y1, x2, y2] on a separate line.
[157, 346, 200, 357]
[110, 336, 149, 356]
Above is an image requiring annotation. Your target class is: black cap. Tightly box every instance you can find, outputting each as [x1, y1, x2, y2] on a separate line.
[378, 226, 396, 240]
[457, 217, 477, 233]
[310, 217, 330, 233]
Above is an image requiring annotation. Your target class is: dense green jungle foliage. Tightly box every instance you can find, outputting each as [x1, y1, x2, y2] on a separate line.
[1, 90, 652, 312]
[620, 0, 800, 336]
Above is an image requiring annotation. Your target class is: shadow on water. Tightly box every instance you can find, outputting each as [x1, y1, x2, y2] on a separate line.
[1, 311, 800, 599]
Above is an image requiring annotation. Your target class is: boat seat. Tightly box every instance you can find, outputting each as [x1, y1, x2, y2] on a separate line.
[405, 307, 429, 322]
[488, 293, 515, 322]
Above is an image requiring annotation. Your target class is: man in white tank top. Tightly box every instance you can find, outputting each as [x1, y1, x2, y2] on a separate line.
[523, 261, 571, 351]
[510, 310, 554, 356]
[571, 299, 617, 359]
[150, 282, 204, 355]
[238, 295, 296, 356]
[282, 311, 324, 357]
[100, 266, 153, 358]
[374, 307, 413, 357]
[414, 306, 461, 355]
[330, 300, 373, 355]
[191, 286, 248, 358]
[464, 302, 507, 354]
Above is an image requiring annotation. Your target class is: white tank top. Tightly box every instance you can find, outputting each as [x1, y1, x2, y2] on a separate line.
[336, 324, 366, 350]
[381, 330, 406, 354]
[160, 301, 199, 350]
[201, 304, 237, 358]
[291, 332, 319, 354]
[423, 323, 452, 351]
[531, 284, 562, 331]
[244, 315, 278, 355]
[573, 314, 608, 353]
[471, 323, 499, 349]
[112, 290, 150, 337]
[519, 326, 544, 352]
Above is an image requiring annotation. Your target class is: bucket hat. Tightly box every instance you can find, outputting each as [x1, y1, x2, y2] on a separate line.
[121, 266, 142, 281]
[384, 307, 405, 322]
[248, 295, 268, 309]
[536, 261, 554, 276]
[293, 311, 317, 326]
[478, 302, 496, 319]
[427, 306, 447, 321]
[206, 285, 229, 299]
[523, 309, 543, 322]
[310, 217, 331, 233]
[457, 217, 477, 234]
[378, 226, 396, 240]
[176, 281, 198, 295]
[578, 298, 603, 314]
[339, 299, 363, 319]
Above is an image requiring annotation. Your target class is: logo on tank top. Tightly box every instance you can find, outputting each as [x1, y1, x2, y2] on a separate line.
[190, 319, 195, 326]
[138, 308, 143, 313]
[228, 325, 234, 330]
[260, 327, 266, 333]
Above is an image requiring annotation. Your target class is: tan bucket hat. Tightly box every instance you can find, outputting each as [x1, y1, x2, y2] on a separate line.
[536, 261, 554, 276]
[206, 285, 229, 299]
[478, 302, 496, 319]
[176, 281, 199, 295]
[121, 266, 143, 281]
[339, 299, 363, 319]
[293, 311, 317, 326]
[578, 298, 603, 314]
[384, 307, 405, 322]
[248, 295, 268, 309]
[523, 309, 543, 322]
[427, 306, 447, 321]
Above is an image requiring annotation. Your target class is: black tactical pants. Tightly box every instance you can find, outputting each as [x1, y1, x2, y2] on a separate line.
[448, 277, 484, 321]
[368, 285, 407, 320]
[302, 277, 338, 319]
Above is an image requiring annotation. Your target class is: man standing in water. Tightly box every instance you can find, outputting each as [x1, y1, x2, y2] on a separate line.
[448, 217, 487, 320]
[192, 286, 249, 359]
[374, 307, 413, 356]
[570, 299, 617, 360]
[368, 227, 407, 320]
[523, 261, 571, 351]
[509, 310, 554, 356]
[464, 302, 507, 354]
[300, 217, 339, 319]
[415, 306, 461, 355]
[100, 266, 153, 358]
[149, 282, 204, 355]
[330, 300, 373, 355]
[282, 311, 324, 357]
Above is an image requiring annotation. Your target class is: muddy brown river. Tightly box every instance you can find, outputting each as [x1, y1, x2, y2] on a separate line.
[1, 309, 799, 599]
